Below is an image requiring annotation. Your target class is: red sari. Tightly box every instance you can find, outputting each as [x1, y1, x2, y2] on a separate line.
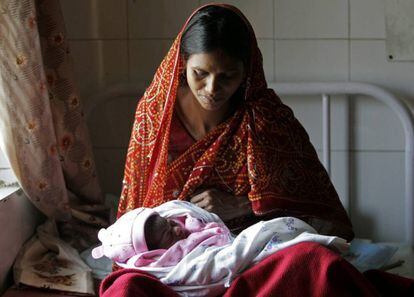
[105, 4, 414, 296]
[117, 3, 353, 240]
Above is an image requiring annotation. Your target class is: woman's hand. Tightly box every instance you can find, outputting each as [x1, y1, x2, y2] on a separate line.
[189, 188, 253, 222]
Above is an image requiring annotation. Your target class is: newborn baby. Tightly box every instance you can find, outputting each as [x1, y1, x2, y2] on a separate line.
[145, 213, 189, 250]
[92, 204, 231, 267]
[93, 201, 348, 297]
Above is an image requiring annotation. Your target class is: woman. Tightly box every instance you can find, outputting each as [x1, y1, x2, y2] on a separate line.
[103, 4, 413, 297]
[117, 4, 353, 239]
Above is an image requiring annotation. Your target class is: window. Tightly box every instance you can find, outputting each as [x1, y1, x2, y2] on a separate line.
[0, 132, 19, 199]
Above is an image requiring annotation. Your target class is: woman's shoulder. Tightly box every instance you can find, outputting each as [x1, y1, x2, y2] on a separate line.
[250, 89, 295, 124]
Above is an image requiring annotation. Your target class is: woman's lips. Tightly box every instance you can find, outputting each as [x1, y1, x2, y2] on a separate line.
[199, 95, 224, 104]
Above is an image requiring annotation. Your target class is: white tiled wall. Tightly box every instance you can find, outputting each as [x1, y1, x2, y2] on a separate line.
[274, 40, 348, 81]
[351, 40, 414, 96]
[61, 0, 128, 39]
[275, 0, 348, 38]
[350, 0, 386, 38]
[128, 0, 199, 39]
[129, 39, 173, 84]
[70, 40, 129, 95]
[61, 0, 414, 242]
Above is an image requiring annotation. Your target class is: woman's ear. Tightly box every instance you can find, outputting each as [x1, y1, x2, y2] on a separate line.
[179, 55, 187, 72]
[178, 56, 188, 85]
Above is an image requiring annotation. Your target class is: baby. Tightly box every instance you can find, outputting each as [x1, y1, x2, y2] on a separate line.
[92, 203, 232, 267]
[93, 201, 348, 297]
[145, 213, 189, 250]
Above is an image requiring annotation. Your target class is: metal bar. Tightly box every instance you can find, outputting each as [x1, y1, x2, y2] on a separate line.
[270, 81, 414, 246]
[88, 81, 414, 246]
[322, 94, 331, 176]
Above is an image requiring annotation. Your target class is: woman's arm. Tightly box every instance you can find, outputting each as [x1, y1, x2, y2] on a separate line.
[189, 189, 354, 239]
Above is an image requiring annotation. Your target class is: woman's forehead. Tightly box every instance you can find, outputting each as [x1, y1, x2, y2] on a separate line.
[187, 50, 243, 71]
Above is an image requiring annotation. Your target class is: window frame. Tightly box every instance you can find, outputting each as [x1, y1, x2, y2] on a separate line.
[0, 135, 19, 200]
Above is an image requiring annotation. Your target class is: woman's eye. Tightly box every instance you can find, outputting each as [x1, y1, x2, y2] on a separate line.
[193, 70, 207, 77]
[223, 73, 236, 80]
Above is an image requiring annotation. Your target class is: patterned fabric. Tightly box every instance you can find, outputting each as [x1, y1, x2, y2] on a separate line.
[0, 0, 103, 219]
[0, 0, 107, 294]
[118, 4, 353, 240]
[13, 220, 95, 295]
[168, 113, 195, 163]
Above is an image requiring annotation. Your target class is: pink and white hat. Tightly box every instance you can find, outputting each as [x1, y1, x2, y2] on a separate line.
[92, 207, 157, 262]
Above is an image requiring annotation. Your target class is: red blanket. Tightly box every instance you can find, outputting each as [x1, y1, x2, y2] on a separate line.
[100, 242, 414, 297]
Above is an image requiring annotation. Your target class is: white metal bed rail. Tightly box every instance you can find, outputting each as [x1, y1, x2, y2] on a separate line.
[86, 81, 414, 245]
[269, 81, 414, 246]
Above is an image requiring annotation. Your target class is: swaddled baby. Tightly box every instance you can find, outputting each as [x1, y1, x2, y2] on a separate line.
[92, 205, 232, 267]
[93, 201, 348, 297]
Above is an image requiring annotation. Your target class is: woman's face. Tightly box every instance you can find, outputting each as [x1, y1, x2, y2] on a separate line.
[185, 49, 245, 111]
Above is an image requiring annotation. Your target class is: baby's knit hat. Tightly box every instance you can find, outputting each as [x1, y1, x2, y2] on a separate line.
[91, 207, 157, 262]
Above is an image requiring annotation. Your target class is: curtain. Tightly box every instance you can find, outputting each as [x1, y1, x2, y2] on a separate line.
[0, 0, 108, 293]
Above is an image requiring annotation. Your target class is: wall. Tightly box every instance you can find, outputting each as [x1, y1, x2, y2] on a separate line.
[0, 145, 43, 292]
[0, 190, 42, 292]
[61, 0, 414, 242]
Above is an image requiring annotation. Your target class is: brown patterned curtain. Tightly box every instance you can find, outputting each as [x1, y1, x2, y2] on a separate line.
[0, 0, 108, 293]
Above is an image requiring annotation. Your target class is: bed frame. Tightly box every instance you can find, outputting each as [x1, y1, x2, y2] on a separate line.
[85, 81, 414, 246]
[269, 82, 414, 246]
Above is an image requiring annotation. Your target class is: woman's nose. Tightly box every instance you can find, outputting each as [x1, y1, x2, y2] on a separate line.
[205, 76, 219, 94]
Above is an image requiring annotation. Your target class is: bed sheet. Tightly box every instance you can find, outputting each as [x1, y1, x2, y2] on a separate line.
[381, 242, 414, 278]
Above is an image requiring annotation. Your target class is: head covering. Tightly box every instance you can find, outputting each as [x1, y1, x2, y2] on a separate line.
[117, 4, 353, 240]
[92, 208, 157, 262]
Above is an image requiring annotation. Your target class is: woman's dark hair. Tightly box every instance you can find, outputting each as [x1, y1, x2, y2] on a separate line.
[180, 6, 250, 65]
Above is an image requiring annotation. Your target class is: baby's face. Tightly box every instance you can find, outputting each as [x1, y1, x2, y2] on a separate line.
[145, 214, 188, 250]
